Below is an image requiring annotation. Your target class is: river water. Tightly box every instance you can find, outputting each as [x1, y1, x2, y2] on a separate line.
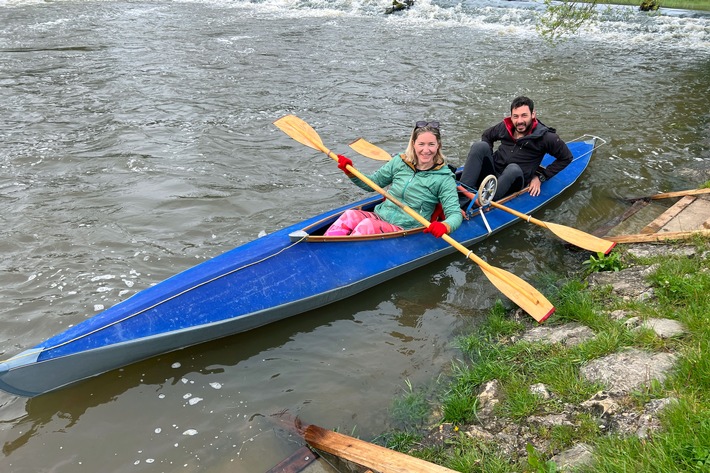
[0, 0, 708, 471]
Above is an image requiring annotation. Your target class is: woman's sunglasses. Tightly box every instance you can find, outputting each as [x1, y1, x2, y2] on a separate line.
[415, 120, 440, 129]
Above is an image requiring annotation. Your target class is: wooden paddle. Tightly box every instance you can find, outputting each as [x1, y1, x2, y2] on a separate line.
[625, 187, 710, 203]
[350, 138, 616, 255]
[274, 115, 554, 322]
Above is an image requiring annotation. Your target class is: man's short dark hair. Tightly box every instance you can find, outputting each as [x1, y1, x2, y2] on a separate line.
[511, 96, 534, 113]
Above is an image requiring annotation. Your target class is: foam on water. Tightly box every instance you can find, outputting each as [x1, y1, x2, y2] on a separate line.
[3, 0, 708, 53]
[162, 0, 710, 51]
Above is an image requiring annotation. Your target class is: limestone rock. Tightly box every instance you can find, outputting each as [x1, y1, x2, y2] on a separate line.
[580, 348, 677, 394]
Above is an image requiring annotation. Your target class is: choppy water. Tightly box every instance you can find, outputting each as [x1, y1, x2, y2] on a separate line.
[0, 0, 708, 471]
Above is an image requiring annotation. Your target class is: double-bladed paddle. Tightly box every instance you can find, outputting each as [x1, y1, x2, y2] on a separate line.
[274, 115, 554, 323]
[349, 138, 616, 255]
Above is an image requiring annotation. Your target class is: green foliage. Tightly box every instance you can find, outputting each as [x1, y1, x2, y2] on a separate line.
[536, 0, 598, 43]
[445, 435, 512, 473]
[583, 251, 623, 273]
[676, 442, 710, 470]
[649, 259, 709, 305]
[390, 379, 431, 430]
[526, 443, 558, 473]
[381, 238, 710, 471]
[639, 0, 661, 10]
[441, 388, 478, 424]
[380, 430, 422, 452]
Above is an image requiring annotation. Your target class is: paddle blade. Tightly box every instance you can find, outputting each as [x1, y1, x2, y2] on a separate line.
[273, 115, 330, 156]
[545, 222, 617, 255]
[480, 264, 555, 322]
[349, 138, 393, 161]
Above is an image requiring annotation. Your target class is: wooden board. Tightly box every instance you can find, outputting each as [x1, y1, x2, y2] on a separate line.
[266, 446, 319, 473]
[606, 229, 710, 243]
[304, 424, 457, 473]
[641, 195, 696, 234]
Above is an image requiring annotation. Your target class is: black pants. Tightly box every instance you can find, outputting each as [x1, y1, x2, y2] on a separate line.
[458, 141, 525, 206]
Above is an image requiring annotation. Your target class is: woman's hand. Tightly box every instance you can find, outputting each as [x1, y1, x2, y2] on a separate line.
[337, 155, 353, 176]
[424, 221, 448, 238]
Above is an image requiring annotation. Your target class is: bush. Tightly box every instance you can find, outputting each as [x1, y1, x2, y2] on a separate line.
[639, 0, 661, 11]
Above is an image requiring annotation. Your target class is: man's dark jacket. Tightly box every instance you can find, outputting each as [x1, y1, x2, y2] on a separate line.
[483, 117, 573, 185]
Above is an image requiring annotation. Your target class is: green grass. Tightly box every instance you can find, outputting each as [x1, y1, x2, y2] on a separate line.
[595, 0, 710, 10]
[381, 237, 710, 471]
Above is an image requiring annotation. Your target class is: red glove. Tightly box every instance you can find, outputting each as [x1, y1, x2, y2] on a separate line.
[424, 221, 448, 238]
[337, 155, 353, 175]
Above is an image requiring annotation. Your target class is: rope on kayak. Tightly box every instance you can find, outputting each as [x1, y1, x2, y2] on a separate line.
[1, 233, 311, 365]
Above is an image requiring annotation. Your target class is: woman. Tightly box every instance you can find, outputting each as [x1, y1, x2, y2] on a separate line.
[324, 121, 463, 238]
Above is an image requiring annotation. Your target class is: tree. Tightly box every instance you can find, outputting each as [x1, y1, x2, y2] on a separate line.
[536, 0, 599, 42]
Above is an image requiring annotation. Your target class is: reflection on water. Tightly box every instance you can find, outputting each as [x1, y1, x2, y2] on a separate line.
[0, 0, 709, 471]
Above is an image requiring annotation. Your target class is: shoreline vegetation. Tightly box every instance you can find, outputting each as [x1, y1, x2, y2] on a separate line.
[536, 0, 710, 41]
[596, 0, 710, 10]
[376, 234, 710, 472]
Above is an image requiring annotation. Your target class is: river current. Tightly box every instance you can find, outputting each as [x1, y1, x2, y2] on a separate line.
[0, 0, 709, 471]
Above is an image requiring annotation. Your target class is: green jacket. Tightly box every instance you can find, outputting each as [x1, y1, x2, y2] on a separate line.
[349, 154, 463, 232]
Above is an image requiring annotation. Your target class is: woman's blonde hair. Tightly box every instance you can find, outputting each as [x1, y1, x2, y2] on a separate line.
[402, 124, 446, 167]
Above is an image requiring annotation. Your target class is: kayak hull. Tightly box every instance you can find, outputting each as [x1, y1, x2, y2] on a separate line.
[0, 140, 596, 397]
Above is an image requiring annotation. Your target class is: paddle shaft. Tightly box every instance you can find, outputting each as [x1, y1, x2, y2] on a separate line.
[333, 156, 552, 320]
[489, 201, 615, 254]
[333, 150, 496, 267]
[274, 115, 554, 322]
[352, 138, 615, 255]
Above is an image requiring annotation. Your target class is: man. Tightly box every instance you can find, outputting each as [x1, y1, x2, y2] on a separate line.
[459, 96, 573, 206]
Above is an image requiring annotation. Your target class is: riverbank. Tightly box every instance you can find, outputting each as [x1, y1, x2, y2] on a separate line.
[597, 0, 710, 11]
[378, 234, 710, 470]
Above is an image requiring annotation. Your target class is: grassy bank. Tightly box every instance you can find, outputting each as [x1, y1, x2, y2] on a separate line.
[380, 236, 710, 472]
[595, 0, 710, 11]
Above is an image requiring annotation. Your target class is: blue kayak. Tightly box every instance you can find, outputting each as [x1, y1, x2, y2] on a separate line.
[0, 138, 598, 397]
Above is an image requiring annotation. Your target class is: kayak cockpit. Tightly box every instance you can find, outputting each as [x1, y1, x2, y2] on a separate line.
[288, 199, 427, 242]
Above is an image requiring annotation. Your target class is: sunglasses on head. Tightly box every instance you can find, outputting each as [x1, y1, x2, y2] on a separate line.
[415, 120, 440, 129]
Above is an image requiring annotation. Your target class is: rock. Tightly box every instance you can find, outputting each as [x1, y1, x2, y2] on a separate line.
[521, 323, 595, 346]
[477, 380, 502, 420]
[611, 398, 676, 438]
[608, 309, 633, 321]
[465, 424, 494, 441]
[626, 244, 696, 259]
[587, 264, 659, 301]
[529, 383, 552, 399]
[550, 443, 594, 472]
[640, 318, 685, 338]
[580, 348, 677, 394]
[528, 413, 574, 427]
[580, 391, 621, 417]
[624, 317, 642, 329]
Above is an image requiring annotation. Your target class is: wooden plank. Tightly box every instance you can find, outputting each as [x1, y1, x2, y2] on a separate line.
[640, 195, 696, 234]
[626, 187, 710, 202]
[605, 229, 710, 244]
[304, 424, 457, 473]
[592, 199, 649, 237]
[266, 446, 319, 473]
